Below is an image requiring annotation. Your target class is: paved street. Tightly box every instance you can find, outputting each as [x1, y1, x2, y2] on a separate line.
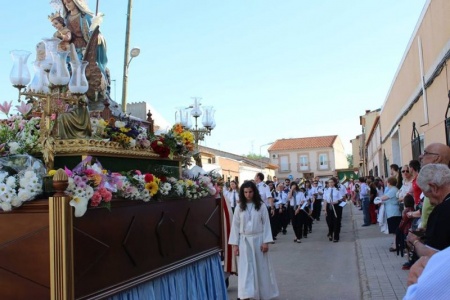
[227, 203, 409, 300]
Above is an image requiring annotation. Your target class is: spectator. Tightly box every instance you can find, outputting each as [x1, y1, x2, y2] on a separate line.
[406, 164, 450, 257]
[380, 177, 401, 252]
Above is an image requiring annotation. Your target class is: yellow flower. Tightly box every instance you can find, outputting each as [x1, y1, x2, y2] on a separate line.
[48, 169, 57, 176]
[120, 127, 131, 133]
[185, 179, 194, 186]
[89, 174, 103, 186]
[145, 181, 159, 196]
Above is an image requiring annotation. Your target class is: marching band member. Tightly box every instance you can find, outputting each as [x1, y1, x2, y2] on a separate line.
[323, 177, 347, 242]
[288, 182, 306, 243]
[304, 181, 314, 234]
[255, 172, 275, 240]
[224, 180, 240, 213]
[311, 180, 324, 221]
[276, 183, 289, 235]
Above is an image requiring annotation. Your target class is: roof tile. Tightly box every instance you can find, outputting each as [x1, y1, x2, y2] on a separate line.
[268, 135, 337, 151]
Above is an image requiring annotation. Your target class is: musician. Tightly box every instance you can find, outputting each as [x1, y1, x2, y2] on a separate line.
[304, 181, 314, 233]
[276, 183, 289, 235]
[255, 173, 275, 239]
[288, 182, 307, 243]
[311, 180, 324, 221]
[224, 180, 239, 213]
[323, 177, 347, 242]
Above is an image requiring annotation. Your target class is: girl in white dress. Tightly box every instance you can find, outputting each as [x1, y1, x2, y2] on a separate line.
[228, 181, 279, 300]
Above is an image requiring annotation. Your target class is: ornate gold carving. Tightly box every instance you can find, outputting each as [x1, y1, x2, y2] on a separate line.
[53, 138, 174, 159]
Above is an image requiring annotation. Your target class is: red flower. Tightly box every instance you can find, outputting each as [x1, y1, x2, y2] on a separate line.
[90, 192, 102, 206]
[103, 191, 112, 202]
[160, 175, 167, 182]
[84, 169, 95, 176]
[144, 173, 154, 183]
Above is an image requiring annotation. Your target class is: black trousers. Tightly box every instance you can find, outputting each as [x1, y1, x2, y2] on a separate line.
[289, 207, 302, 240]
[312, 199, 323, 220]
[271, 207, 281, 238]
[279, 206, 289, 232]
[298, 208, 309, 238]
[267, 207, 275, 238]
[326, 203, 343, 240]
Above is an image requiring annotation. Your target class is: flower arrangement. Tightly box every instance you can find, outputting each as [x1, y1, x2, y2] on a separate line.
[0, 155, 45, 211]
[102, 117, 144, 148]
[0, 115, 41, 156]
[117, 170, 160, 202]
[150, 123, 195, 164]
[64, 156, 116, 217]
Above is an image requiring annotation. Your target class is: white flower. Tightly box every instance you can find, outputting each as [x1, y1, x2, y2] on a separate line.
[11, 198, 22, 207]
[6, 177, 16, 188]
[0, 172, 7, 183]
[129, 138, 136, 148]
[1, 202, 12, 211]
[115, 121, 126, 128]
[8, 142, 20, 154]
[17, 189, 31, 202]
[70, 196, 89, 217]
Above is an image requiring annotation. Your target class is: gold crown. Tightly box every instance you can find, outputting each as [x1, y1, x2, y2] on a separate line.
[48, 12, 61, 21]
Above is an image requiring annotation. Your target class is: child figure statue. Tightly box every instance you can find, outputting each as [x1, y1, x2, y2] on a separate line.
[48, 12, 71, 51]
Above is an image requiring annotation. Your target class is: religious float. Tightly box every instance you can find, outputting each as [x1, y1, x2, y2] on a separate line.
[0, 1, 229, 299]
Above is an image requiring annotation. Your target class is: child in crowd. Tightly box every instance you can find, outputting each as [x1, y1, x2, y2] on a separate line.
[397, 194, 415, 269]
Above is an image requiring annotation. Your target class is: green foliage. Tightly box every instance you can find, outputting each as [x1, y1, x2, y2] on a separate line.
[346, 154, 354, 168]
[243, 153, 267, 160]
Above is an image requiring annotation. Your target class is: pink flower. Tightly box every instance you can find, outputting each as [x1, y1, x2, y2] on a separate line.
[0, 101, 12, 117]
[103, 191, 112, 202]
[51, 113, 56, 120]
[64, 166, 73, 177]
[84, 169, 95, 176]
[98, 187, 108, 197]
[135, 170, 142, 175]
[91, 192, 102, 205]
[15, 102, 32, 116]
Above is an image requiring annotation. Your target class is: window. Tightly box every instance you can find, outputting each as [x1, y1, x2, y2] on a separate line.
[279, 155, 290, 172]
[318, 154, 328, 170]
[298, 155, 309, 171]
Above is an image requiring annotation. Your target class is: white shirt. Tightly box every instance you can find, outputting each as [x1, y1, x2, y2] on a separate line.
[310, 185, 324, 199]
[404, 246, 450, 300]
[256, 181, 272, 207]
[324, 186, 346, 204]
[224, 189, 239, 208]
[288, 191, 306, 208]
[274, 191, 287, 208]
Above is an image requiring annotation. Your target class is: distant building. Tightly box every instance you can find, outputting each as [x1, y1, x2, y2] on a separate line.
[198, 146, 277, 184]
[126, 102, 171, 132]
[350, 134, 363, 173]
[268, 135, 348, 182]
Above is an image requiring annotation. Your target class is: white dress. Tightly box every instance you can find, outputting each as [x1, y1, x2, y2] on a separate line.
[228, 202, 279, 300]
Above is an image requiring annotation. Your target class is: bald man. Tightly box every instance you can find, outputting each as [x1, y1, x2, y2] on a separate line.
[418, 143, 450, 229]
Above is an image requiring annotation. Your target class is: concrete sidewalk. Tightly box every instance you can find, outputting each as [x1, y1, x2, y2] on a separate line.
[351, 203, 409, 300]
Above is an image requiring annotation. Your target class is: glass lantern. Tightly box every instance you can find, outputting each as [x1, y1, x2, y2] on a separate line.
[68, 61, 89, 95]
[28, 62, 49, 94]
[191, 98, 202, 117]
[202, 106, 214, 129]
[10, 50, 32, 88]
[48, 51, 70, 86]
[41, 38, 61, 72]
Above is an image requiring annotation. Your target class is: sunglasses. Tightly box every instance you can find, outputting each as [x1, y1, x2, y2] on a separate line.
[402, 170, 409, 173]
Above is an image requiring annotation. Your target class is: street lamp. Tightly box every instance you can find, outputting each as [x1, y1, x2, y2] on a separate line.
[175, 97, 216, 167]
[121, 0, 140, 112]
[121, 47, 140, 112]
[260, 142, 273, 170]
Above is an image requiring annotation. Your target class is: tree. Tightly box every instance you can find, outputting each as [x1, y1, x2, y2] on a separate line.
[243, 153, 267, 160]
[346, 154, 354, 168]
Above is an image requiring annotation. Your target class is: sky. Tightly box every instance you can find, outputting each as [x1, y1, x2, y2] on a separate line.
[0, 0, 427, 157]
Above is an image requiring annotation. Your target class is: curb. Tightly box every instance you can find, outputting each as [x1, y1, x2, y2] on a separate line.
[351, 203, 371, 300]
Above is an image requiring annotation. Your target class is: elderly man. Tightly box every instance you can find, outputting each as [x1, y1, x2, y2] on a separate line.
[406, 164, 450, 257]
[415, 143, 450, 228]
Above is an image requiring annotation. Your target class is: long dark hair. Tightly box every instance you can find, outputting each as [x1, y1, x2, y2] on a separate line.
[239, 181, 263, 211]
